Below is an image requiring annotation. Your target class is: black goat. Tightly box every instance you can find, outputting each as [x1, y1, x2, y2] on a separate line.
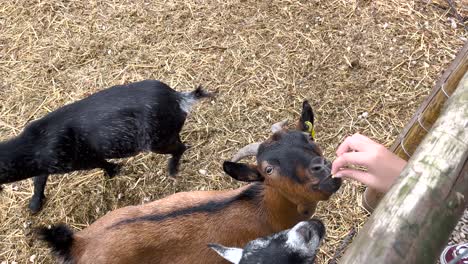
[209, 219, 325, 264]
[0, 80, 213, 213]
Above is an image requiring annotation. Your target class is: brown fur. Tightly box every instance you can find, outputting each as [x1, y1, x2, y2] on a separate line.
[64, 184, 314, 264]
[259, 161, 328, 218]
[41, 100, 340, 264]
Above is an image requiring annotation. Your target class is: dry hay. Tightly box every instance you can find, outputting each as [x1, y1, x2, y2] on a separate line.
[0, 0, 466, 263]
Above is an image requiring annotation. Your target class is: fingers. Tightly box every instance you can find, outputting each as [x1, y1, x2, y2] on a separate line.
[331, 152, 370, 175]
[334, 169, 377, 188]
[335, 133, 375, 156]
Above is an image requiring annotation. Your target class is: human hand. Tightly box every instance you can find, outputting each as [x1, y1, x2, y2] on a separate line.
[331, 133, 407, 193]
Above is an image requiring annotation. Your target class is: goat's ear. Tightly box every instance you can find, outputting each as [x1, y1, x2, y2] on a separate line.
[297, 100, 315, 132]
[208, 243, 243, 264]
[223, 161, 264, 182]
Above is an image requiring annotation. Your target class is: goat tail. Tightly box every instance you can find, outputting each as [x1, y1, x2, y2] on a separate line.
[190, 86, 216, 100]
[37, 224, 75, 263]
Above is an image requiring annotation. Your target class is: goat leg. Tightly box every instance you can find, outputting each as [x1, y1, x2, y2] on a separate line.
[167, 142, 189, 177]
[29, 174, 49, 214]
[101, 162, 122, 178]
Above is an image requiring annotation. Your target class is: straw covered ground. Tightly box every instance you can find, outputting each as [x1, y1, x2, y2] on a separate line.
[0, 0, 466, 263]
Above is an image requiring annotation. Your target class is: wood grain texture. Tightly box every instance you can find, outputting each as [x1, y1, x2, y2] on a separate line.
[362, 42, 468, 212]
[342, 72, 468, 263]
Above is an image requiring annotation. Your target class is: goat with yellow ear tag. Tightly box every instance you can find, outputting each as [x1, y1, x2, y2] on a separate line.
[37, 100, 340, 264]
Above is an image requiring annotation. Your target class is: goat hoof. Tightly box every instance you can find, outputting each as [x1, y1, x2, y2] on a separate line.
[29, 196, 44, 214]
[105, 163, 122, 178]
[0, 185, 3, 192]
[168, 165, 180, 178]
[166, 175, 178, 183]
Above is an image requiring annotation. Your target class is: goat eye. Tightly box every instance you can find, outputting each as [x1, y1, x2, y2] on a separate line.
[265, 166, 274, 175]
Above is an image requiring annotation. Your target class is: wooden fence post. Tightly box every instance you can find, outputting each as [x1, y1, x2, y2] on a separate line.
[339, 72, 468, 263]
[362, 42, 468, 212]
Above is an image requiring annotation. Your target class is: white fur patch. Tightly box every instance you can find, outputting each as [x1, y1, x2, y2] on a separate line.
[179, 94, 196, 114]
[249, 239, 269, 249]
[286, 221, 320, 255]
[209, 244, 243, 264]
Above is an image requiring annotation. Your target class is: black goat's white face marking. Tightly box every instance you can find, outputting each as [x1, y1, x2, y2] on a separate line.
[209, 219, 325, 264]
[179, 94, 196, 114]
[284, 221, 322, 256]
[208, 244, 243, 264]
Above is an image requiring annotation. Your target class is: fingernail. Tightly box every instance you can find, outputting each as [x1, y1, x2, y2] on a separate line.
[333, 174, 343, 178]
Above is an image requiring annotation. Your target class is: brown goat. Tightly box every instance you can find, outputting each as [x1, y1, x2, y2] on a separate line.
[38, 101, 341, 264]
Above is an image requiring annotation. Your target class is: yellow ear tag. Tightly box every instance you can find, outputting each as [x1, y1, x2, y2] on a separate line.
[304, 121, 316, 139]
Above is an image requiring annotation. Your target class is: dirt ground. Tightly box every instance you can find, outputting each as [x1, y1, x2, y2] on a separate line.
[0, 0, 466, 263]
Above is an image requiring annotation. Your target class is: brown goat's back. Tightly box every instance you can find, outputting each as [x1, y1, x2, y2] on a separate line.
[68, 186, 269, 264]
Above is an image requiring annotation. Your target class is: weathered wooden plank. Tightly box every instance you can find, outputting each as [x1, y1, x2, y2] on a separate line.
[362, 42, 468, 212]
[391, 42, 468, 159]
[340, 72, 468, 263]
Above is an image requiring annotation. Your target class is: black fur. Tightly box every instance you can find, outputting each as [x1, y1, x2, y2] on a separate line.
[0, 80, 212, 213]
[256, 131, 323, 183]
[192, 85, 215, 99]
[37, 224, 74, 263]
[212, 219, 325, 264]
[241, 247, 309, 264]
[222, 162, 264, 182]
[238, 222, 324, 264]
[111, 183, 264, 228]
[298, 100, 315, 133]
[224, 100, 341, 195]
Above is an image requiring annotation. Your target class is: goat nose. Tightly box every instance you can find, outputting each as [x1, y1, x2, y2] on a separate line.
[296, 224, 313, 243]
[311, 220, 325, 239]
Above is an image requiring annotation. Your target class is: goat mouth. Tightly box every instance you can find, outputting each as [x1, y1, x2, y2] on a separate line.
[297, 204, 315, 217]
[318, 176, 342, 195]
[315, 174, 332, 186]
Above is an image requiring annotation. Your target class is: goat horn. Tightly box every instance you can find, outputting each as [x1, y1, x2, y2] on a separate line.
[271, 119, 288, 133]
[231, 143, 261, 162]
[231, 119, 287, 162]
